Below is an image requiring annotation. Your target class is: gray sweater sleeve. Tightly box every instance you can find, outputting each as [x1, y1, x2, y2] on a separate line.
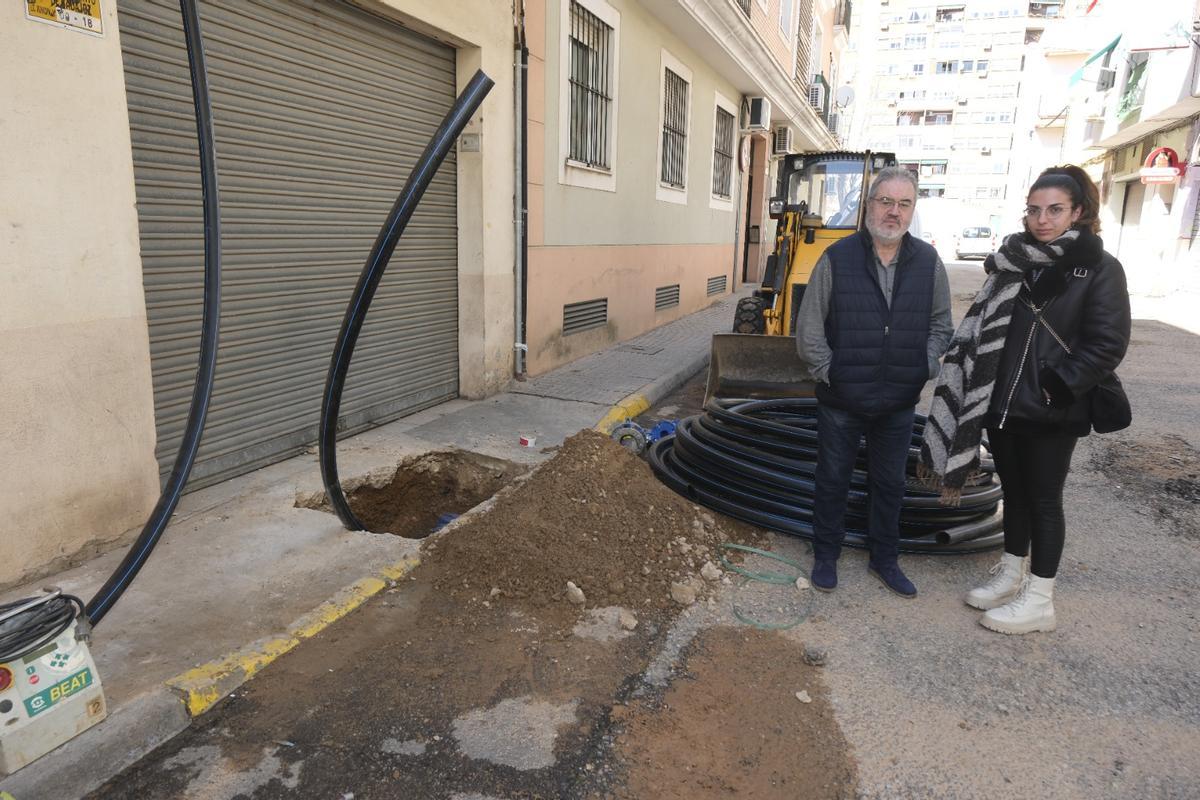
[795, 253, 834, 384]
[927, 256, 953, 380]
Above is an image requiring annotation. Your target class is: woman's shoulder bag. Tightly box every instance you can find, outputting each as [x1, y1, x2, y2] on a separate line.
[1029, 305, 1132, 434]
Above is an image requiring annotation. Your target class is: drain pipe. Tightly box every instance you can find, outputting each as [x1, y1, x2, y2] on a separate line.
[513, 0, 530, 379]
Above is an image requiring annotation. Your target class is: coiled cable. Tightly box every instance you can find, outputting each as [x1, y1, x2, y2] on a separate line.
[0, 590, 87, 663]
[647, 398, 1004, 554]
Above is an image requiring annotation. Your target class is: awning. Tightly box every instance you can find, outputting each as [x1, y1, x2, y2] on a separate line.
[1090, 95, 1200, 150]
[1068, 34, 1122, 85]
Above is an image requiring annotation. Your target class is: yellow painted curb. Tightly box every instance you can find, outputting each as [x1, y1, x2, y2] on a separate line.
[594, 392, 650, 435]
[166, 555, 420, 717]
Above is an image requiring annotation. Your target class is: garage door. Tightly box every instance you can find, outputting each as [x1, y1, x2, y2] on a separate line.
[117, 0, 459, 488]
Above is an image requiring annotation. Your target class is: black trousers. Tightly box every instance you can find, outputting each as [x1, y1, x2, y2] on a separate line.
[986, 427, 1079, 579]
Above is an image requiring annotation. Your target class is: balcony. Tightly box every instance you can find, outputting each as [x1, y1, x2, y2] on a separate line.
[834, 0, 853, 31]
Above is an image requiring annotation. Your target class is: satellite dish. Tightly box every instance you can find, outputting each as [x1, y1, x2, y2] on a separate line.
[834, 85, 856, 108]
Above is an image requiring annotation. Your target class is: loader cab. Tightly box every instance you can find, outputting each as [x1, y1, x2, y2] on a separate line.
[751, 151, 897, 337]
[769, 151, 897, 230]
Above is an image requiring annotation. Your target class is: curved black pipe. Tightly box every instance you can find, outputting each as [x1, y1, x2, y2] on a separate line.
[86, 0, 221, 625]
[320, 71, 495, 530]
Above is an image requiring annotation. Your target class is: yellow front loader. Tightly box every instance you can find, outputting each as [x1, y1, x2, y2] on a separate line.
[706, 151, 898, 403]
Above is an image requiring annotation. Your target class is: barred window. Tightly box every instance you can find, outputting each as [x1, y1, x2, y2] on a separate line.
[568, 1, 613, 169]
[712, 107, 735, 199]
[661, 68, 689, 188]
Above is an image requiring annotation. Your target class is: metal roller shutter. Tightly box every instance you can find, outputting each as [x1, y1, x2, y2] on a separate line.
[117, 0, 459, 488]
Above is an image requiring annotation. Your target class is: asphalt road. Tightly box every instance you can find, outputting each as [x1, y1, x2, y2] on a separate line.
[86, 261, 1200, 799]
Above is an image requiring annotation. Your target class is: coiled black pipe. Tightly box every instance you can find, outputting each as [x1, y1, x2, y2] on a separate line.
[647, 398, 1005, 554]
[85, 0, 221, 625]
[320, 71, 495, 531]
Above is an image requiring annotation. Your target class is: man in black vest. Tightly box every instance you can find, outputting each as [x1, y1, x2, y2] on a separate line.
[796, 167, 953, 597]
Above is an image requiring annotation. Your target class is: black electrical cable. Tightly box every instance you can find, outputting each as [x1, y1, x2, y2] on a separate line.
[85, 0, 221, 626]
[320, 71, 495, 531]
[0, 592, 87, 663]
[647, 398, 1005, 554]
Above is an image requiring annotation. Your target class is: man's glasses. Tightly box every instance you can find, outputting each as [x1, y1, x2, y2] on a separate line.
[1024, 204, 1072, 220]
[872, 197, 914, 211]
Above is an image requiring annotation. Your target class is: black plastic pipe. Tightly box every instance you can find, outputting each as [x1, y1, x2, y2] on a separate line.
[320, 71, 495, 531]
[86, 0, 221, 625]
[646, 399, 1004, 554]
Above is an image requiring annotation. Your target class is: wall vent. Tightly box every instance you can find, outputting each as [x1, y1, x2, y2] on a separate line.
[706, 275, 728, 296]
[563, 297, 608, 335]
[655, 284, 681, 311]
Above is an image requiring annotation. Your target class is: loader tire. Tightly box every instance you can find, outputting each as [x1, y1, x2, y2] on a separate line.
[733, 296, 766, 334]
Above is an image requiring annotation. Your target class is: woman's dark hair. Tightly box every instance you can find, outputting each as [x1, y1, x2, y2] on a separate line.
[1029, 165, 1101, 234]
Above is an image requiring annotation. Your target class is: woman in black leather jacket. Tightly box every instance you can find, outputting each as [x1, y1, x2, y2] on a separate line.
[968, 166, 1131, 634]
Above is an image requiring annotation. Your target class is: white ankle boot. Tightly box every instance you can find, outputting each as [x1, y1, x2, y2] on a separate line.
[965, 552, 1026, 610]
[980, 575, 1056, 635]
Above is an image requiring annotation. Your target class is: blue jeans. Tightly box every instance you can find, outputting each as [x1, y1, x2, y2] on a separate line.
[812, 403, 915, 565]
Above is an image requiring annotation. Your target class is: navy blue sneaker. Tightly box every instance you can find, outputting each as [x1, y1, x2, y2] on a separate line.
[868, 561, 917, 598]
[811, 559, 838, 592]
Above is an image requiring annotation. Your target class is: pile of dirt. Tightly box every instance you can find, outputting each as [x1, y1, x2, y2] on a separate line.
[423, 429, 764, 624]
[1091, 433, 1200, 539]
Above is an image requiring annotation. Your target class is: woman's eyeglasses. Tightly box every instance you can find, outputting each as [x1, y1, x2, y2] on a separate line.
[1024, 204, 1072, 220]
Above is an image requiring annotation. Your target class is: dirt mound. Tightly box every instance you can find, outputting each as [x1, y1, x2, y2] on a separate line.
[423, 429, 764, 624]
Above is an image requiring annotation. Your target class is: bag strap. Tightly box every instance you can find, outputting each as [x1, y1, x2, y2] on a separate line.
[1021, 297, 1072, 355]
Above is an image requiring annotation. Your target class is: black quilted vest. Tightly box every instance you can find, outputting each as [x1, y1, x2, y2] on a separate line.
[815, 232, 936, 414]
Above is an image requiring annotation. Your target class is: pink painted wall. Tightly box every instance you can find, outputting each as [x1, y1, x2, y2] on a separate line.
[525, 242, 733, 375]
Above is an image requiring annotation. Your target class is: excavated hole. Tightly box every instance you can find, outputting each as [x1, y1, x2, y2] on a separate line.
[299, 451, 528, 538]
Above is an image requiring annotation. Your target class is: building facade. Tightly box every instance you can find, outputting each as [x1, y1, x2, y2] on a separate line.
[1, 0, 517, 587]
[523, 0, 846, 376]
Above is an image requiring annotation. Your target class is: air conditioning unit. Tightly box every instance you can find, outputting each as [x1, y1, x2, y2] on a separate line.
[980, 146, 992, 155]
[772, 125, 793, 155]
[809, 83, 826, 110]
[746, 96, 771, 131]
[1096, 66, 1116, 91]
[826, 113, 840, 134]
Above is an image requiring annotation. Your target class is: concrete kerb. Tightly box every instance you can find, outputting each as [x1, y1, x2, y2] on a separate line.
[593, 349, 710, 434]
[165, 555, 421, 717]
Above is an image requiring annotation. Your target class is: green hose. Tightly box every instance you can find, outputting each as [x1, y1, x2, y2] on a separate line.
[720, 543, 813, 630]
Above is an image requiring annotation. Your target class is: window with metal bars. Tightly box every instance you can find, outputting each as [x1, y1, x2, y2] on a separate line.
[660, 68, 689, 189]
[711, 107, 734, 199]
[568, 1, 613, 170]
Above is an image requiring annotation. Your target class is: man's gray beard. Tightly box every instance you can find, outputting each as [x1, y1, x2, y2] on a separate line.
[865, 219, 905, 245]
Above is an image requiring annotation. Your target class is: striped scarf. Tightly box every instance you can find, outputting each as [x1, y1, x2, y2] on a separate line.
[918, 228, 1081, 503]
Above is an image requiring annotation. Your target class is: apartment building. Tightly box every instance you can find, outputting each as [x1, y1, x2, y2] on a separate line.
[848, 0, 1070, 236]
[523, 0, 847, 375]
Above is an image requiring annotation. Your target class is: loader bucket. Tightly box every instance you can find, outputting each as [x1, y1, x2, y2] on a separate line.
[704, 333, 819, 405]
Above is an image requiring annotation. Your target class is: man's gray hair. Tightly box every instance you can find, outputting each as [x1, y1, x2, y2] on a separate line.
[868, 167, 919, 199]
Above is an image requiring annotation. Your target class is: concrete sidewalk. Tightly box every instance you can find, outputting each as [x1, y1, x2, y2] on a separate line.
[0, 291, 746, 799]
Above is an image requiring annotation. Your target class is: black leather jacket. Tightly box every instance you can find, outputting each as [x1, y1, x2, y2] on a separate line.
[985, 229, 1131, 436]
